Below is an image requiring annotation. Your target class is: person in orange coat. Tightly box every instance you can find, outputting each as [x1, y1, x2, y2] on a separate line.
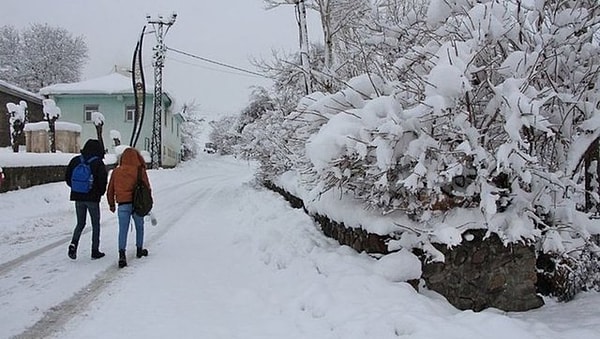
[107, 147, 152, 268]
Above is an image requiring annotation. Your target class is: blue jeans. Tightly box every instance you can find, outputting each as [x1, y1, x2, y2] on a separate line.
[71, 201, 101, 252]
[117, 203, 145, 251]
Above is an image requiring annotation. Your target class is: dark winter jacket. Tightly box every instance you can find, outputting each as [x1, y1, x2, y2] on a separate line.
[107, 147, 152, 209]
[65, 139, 108, 202]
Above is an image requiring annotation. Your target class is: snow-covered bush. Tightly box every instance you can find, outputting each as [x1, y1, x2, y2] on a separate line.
[306, 0, 598, 227]
[238, 109, 299, 180]
[179, 103, 206, 161]
[537, 238, 600, 301]
[242, 0, 600, 296]
[208, 116, 241, 155]
[232, 1, 600, 300]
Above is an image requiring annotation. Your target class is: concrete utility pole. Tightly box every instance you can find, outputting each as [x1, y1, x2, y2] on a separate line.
[146, 13, 176, 169]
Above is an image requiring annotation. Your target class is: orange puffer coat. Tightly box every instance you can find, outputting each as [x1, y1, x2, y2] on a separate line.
[107, 148, 152, 209]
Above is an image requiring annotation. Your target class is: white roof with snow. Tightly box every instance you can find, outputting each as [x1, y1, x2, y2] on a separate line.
[39, 72, 154, 96]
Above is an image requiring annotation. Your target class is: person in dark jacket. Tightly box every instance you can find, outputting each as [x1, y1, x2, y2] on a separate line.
[65, 139, 108, 260]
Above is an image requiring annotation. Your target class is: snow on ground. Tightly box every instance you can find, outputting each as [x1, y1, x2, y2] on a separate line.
[0, 153, 599, 338]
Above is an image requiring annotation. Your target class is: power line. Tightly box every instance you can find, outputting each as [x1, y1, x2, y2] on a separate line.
[165, 55, 265, 79]
[166, 46, 271, 79]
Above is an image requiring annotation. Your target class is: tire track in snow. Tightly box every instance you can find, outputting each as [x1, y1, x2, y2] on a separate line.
[11, 160, 251, 339]
[0, 173, 221, 278]
[0, 235, 72, 276]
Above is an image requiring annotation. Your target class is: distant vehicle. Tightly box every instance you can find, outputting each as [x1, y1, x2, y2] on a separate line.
[204, 142, 217, 154]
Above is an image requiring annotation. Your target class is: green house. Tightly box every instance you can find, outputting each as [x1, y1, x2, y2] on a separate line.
[40, 72, 183, 168]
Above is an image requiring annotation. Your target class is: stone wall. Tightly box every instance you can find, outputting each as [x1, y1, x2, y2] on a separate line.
[264, 182, 544, 312]
[418, 230, 543, 311]
[0, 165, 67, 193]
[0, 163, 116, 193]
[314, 213, 390, 254]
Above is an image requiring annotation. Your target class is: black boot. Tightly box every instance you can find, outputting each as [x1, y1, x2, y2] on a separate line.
[91, 250, 105, 259]
[68, 243, 77, 260]
[118, 250, 127, 268]
[136, 247, 148, 258]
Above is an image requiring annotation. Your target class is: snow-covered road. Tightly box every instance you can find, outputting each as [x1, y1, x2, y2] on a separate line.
[1, 155, 599, 338]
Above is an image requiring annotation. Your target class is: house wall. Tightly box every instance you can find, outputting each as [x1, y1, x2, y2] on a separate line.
[48, 93, 182, 168]
[0, 91, 44, 147]
[161, 112, 183, 168]
[48, 93, 154, 153]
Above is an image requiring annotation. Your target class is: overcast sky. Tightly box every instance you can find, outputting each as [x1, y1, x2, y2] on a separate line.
[3, 0, 320, 117]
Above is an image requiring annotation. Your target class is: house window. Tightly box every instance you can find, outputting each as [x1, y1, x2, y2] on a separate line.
[84, 104, 99, 122]
[125, 105, 135, 122]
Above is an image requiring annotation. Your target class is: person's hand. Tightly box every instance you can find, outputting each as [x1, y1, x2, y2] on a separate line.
[109, 205, 115, 213]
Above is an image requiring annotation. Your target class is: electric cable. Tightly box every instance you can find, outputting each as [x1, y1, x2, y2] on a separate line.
[165, 46, 272, 79]
[165, 55, 265, 79]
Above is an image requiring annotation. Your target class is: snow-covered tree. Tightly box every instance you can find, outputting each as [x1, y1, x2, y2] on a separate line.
[5, 100, 27, 152]
[42, 99, 60, 153]
[308, 0, 372, 72]
[264, 0, 313, 94]
[0, 24, 88, 92]
[0, 25, 21, 84]
[252, 45, 328, 114]
[91, 111, 105, 154]
[243, 0, 600, 299]
[179, 101, 206, 161]
[237, 87, 276, 132]
[208, 116, 240, 156]
[239, 105, 302, 181]
[110, 130, 122, 148]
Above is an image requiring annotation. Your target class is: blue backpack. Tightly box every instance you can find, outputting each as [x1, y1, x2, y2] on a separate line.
[71, 155, 98, 193]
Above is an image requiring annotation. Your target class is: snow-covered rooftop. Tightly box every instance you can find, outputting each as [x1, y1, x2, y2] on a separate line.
[0, 79, 43, 104]
[39, 72, 148, 96]
[39, 72, 174, 105]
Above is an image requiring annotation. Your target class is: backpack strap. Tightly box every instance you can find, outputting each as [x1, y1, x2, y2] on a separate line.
[84, 156, 99, 164]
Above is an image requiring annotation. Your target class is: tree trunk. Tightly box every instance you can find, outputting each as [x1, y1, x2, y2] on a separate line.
[317, 0, 334, 71]
[48, 117, 57, 153]
[297, 0, 312, 95]
[11, 120, 24, 153]
[95, 123, 105, 154]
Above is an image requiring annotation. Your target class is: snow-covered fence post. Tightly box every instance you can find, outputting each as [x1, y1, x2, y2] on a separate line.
[5, 101, 27, 152]
[92, 111, 106, 154]
[42, 99, 61, 153]
[110, 129, 122, 147]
